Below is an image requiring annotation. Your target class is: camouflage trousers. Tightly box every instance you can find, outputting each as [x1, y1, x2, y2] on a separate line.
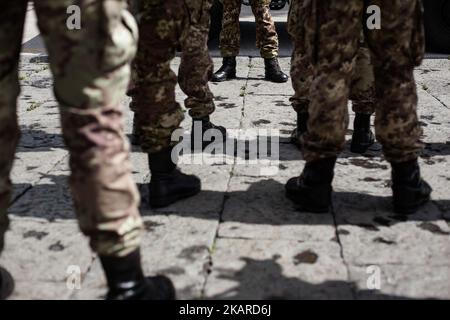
[129, 0, 215, 154]
[219, 0, 279, 58]
[296, 0, 425, 163]
[288, 0, 375, 115]
[0, 0, 142, 257]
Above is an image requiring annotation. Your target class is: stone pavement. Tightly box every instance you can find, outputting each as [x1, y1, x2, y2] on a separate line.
[1, 55, 450, 300]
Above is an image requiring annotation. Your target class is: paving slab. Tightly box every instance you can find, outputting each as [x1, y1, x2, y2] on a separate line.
[219, 175, 337, 242]
[204, 238, 353, 299]
[1, 218, 92, 300]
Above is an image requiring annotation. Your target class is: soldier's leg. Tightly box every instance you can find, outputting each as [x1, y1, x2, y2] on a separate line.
[288, 0, 313, 146]
[33, 0, 174, 299]
[219, 0, 242, 57]
[0, 0, 27, 300]
[286, 0, 363, 212]
[250, 0, 278, 59]
[0, 0, 26, 256]
[366, 0, 431, 214]
[213, 0, 241, 82]
[131, 0, 200, 208]
[349, 43, 376, 153]
[132, 1, 183, 156]
[249, 0, 288, 82]
[181, 0, 227, 150]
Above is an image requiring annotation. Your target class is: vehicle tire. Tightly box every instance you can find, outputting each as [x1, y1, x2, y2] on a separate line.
[423, 0, 450, 53]
[209, 0, 223, 42]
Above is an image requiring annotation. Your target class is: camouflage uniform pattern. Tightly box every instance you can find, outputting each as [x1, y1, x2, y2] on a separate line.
[0, 0, 143, 257]
[295, 0, 425, 163]
[288, 0, 375, 115]
[219, 0, 279, 58]
[129, 0, 215, 154]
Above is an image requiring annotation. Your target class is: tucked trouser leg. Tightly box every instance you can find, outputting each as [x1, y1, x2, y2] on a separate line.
[249, 0, 279, 58]
[350, 44, 375, 114]
[34, 0, 142, 257]
[349, 39, 376, 153]
[289, 0, 372, 144]
[287, 0, 312, 145]
[131, 0, 185, 155]
[131, 0, 201, 210]
[366, 0, 424, 163]
[289, 44, 313, 114]
[288, 0, 313, 114]
[302, 1, 363, 161]
[219, 0, 242, 57]
[179, 0, 215, 119]
[0, 1, 28, 255]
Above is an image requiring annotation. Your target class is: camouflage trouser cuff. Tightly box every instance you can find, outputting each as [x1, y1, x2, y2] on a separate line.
[351, 101, 375, 114]
[140, 127, 181, 154]
[88, 215, 143, 258]
[383, 151, 421, 165]
[220, 49, 239, 58]
[302, 149, 343, 163]
[302, 134, 345, 163]
[139, 108, 185, 154]
[188, 102, 215, 119]
[261, 51, 278, 59]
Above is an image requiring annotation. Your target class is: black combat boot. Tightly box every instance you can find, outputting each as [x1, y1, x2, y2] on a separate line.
[285, 157, 336, 213]
[99, 249, 176, 300]
[350, 113, 375, 154]
[391, 159, 432, 214]
[212, 57, 237, 82]
[290, 112, 309, 148]
[148, 148, 201, 208]
[130, 113, 141, 146]
[191, 116, 227, 151]
[0, 266, 15, 300]
[264, 57, 289, 83]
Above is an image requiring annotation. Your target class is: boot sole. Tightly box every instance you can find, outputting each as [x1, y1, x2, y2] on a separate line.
[265, 76, 288, 83]
[212, 74, 236, 82]
[149, 187, 201, 208]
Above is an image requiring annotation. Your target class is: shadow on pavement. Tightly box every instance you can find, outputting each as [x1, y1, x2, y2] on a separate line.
[206, 256, 422, 300]
[18, 130, 450, 163]
[7, 176, 449, 227]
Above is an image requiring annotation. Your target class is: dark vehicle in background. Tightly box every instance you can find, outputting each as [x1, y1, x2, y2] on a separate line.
[210, 0, 450, 53]
[424, 0, 450, 53]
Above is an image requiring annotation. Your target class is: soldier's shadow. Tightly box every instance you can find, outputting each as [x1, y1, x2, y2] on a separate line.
[7, 175, 448, 230]
[205, 256, 423, 300]
[137, 178, 448, 230]
[15, 127, 65, 152]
